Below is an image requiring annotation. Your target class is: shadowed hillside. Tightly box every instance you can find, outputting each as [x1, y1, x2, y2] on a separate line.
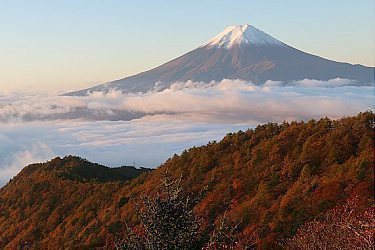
[0, 112, 373, 249]
[10, 155, 151, 183]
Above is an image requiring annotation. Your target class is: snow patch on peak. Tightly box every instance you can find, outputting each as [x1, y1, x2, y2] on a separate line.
[203, 24, 286, 49]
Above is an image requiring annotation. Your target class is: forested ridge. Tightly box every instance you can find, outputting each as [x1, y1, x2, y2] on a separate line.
[0, 112, 373, 249]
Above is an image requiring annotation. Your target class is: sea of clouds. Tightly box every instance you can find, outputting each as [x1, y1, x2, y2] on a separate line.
[0, 79, 373, 186]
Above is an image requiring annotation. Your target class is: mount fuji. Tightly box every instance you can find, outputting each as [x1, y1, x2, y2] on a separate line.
[66, 24, 374, 95]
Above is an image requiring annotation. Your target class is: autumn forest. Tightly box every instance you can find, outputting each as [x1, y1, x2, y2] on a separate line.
[0, 112, 374, 249]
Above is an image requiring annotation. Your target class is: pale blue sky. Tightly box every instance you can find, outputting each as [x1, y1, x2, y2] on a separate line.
[0, 0, 374, 92]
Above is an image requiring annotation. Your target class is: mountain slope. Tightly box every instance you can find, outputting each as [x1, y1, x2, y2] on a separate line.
[0, 112, 373, 248]
[66, 25, 374, 95]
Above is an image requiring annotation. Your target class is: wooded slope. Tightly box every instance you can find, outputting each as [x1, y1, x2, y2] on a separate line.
[0, 112, 373, 249]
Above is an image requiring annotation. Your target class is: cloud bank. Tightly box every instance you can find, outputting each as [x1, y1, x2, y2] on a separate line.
[0, 79, 372, 123]
[0, 79, 373, 186]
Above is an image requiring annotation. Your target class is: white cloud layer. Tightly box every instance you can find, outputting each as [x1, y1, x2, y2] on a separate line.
[0, 79, 373, 187]
[0, 79, 373, 123]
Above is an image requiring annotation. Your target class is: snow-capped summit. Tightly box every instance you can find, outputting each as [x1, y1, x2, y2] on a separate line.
[203, 24, 286, 48]
[65, 24, 374, 95]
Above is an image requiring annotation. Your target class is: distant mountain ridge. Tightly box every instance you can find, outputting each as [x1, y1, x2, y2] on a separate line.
[16, 156, 151, 183]
[66, 24, 374, 95]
